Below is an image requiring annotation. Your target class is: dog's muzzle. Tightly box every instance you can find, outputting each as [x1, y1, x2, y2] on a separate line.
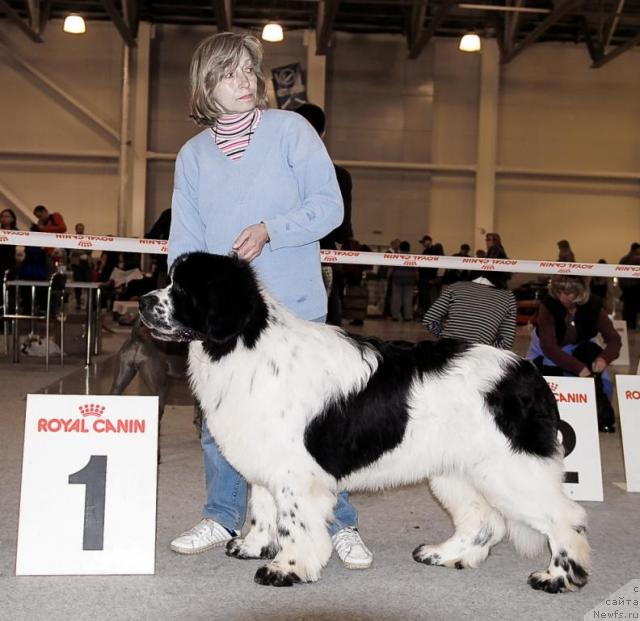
[138, 292, 197, 342]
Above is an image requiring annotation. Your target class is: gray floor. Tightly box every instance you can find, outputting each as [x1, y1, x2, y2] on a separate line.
[1, 319, 639, 621]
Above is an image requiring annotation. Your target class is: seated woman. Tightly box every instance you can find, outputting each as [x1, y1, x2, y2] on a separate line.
[527, 275, 621, 432]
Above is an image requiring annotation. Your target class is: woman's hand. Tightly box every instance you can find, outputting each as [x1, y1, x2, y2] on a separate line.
[578, 366, 592, 378]
[591, 357, 608, 374]
[232, 223, 270, 262]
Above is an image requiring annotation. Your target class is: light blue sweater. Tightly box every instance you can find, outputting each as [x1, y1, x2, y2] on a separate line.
[168, 109, 343, 320]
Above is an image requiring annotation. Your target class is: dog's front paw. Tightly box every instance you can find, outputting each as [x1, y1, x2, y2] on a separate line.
[412, 544, 471, 569]
[254, 564, 301, 587]
[413, 544, 444, 566]
[226, 538, 278, 560]
[528, 570, 576, 594]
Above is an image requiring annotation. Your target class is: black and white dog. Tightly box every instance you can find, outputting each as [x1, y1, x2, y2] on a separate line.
[139, 252, 591, 593]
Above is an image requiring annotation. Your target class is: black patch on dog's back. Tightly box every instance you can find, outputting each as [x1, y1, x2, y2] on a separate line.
[304, 338, 471, 480]
[484, 359, 559, 458]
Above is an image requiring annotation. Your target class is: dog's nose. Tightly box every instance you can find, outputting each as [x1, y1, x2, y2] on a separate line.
[139, 294, 157, 315]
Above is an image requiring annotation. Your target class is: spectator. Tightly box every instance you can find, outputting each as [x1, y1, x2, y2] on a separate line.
[590, 259, 612, 313]
[145, 209, 172, 288]
[294, 103, 353, 327]
[422, 270, 516, 349]
[442, 243, 471, 285]
[390, 241, 417, 321]
[485, 233, 511, 284]
[430, 242, 445, 304]
[485, 232, 507, 259]
[69, 223, 92, 310]
[32, 204, 67, 272]
[33, 205, 67, 234]
[618, 242, 640, 329]
[527, 275, 621, 432]
[342, 238, 369, 326]
[0, 208, 18, 278]
[557, 239, 575, 262]
[381, 237, 401, 318]
[417, 235, 433, 315]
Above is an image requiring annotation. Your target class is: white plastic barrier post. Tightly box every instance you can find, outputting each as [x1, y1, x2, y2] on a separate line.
[614, 376, 640, 493]
[544, 377, 603, 502]
[16, 395, 159, 575]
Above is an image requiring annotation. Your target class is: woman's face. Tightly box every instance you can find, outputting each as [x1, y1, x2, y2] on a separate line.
[1, 210, 14, 229]
[212, 49, 258, 115]
[485, 235, 495, 248]
[559, 291, 578, 309]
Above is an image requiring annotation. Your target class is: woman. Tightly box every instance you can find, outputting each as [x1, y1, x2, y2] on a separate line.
[527, 275, 621, 432]
[167, 33, 372, 569]
[389, 240, 417, 321]
[485, 232, 507, 259]
[0, 208, 18, 278]
[422, 271, 516, 349]
[557, 239, 576, 262]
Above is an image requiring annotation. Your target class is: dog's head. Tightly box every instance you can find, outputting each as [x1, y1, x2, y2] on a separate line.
[139, 252, 268, 352]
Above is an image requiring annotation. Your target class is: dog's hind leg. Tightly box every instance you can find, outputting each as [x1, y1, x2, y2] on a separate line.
[413, 473, 506, 569]
[226, 485, 280, 560]
[254, 475, 336, 587]
[473, 457, 591, 593]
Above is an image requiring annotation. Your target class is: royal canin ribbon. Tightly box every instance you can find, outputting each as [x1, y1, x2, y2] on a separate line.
[0, 230, 637, 278]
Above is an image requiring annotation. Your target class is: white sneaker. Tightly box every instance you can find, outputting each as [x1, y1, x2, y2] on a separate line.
[170, 518, 235, 555]
[331, 527, 373, 569]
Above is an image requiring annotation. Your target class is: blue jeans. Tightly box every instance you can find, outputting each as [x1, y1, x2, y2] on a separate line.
[201, 315, 358, 536]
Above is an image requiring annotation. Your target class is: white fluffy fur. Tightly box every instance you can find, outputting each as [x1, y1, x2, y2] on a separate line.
[152, 283, 591, 590]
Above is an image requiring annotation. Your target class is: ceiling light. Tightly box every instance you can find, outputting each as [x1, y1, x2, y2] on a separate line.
[459, 33, 481, 53]
[261, 22, 284, 42]
[63, 14, 86, 34]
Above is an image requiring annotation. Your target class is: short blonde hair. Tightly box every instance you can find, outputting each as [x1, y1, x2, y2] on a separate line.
[548, 275, 590, 305]
[189, 32, 269, 126]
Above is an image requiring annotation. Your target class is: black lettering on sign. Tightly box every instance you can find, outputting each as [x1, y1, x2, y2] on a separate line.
[558, 420, 579, 484]
[69, 455, 107, 551]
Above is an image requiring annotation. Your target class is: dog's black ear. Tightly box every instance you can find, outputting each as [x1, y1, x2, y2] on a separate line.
[205, 295, 251, 342]
[203, 256, 257, 343]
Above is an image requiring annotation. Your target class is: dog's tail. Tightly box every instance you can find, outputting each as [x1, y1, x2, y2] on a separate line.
[507, 520, 546, 558]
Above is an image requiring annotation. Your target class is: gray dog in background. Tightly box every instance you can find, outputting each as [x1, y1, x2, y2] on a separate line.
[109, 317, 203, 433]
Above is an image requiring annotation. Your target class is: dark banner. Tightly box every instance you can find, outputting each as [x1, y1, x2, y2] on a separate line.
[271, 63, 308, 110]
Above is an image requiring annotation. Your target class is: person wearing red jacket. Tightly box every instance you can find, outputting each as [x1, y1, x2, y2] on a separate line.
[33, 205, 67, 234]
[33, 204, 68, 266]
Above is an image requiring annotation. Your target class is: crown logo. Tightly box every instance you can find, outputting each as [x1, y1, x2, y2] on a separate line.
[78, 403, 105, 417]
[78, 240, 93, 248]
[547, 382, 559, 393]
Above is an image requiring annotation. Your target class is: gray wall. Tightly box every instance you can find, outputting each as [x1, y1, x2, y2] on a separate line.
[1, 21, 639, 263]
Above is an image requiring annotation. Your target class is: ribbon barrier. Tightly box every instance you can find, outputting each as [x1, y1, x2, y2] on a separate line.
[1, 229, 639, 277]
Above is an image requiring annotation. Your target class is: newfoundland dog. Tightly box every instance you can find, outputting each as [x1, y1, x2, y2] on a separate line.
[139, 252, 590, 593]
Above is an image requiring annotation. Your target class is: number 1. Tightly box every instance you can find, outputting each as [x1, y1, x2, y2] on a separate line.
[69, 455, 107, 551]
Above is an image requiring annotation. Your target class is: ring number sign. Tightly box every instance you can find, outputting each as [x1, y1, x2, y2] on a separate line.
[544, 377, 603, 502]
[16, 395, 158, 575]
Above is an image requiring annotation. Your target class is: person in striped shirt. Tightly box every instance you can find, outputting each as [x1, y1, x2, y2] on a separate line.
[422, 271, 517, 350]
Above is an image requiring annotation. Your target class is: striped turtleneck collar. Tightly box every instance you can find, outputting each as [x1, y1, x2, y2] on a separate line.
[212, 109, 263, 161]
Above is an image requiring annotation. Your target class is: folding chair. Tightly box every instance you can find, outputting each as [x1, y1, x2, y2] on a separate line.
[2, 272, 67, 370]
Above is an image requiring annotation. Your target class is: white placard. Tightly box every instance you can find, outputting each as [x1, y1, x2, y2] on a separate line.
[16, 395, 159, 575]
[544, 377, 603, 502]
[614, 376, 640, 492]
